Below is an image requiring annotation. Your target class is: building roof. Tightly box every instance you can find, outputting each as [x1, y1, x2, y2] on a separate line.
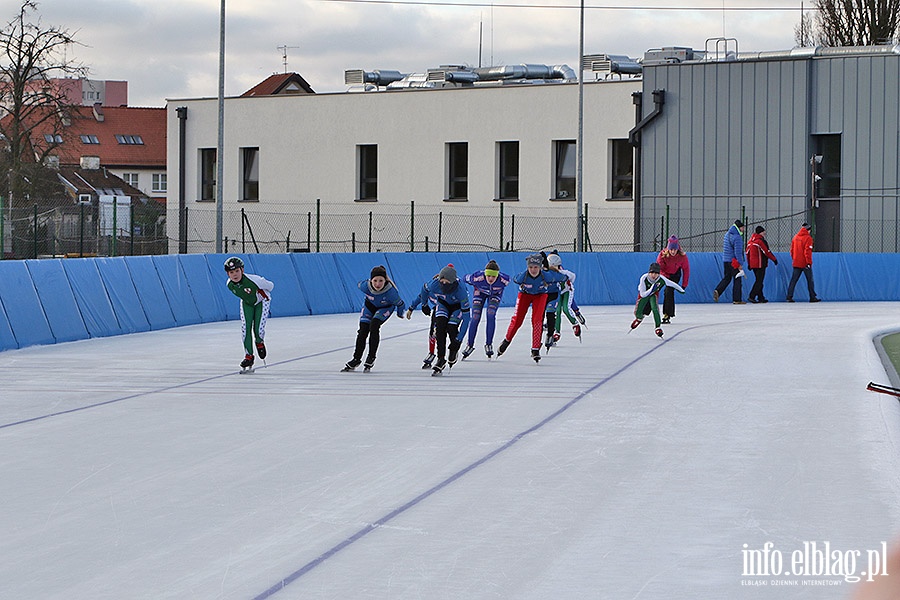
[241, 72, 315, 97]
[57, 165, 148, 200]
[15, 105, 165, 169]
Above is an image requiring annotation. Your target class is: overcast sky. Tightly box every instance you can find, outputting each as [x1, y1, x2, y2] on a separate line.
[13, 0, 804, 107]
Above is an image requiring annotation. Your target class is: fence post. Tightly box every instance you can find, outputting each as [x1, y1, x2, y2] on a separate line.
[368, 211, 373, 253]
[241, 207, 246, 252]
[111, 197, 118, 257]
[0, 195, 3, 260]
[409, 200, 415, 252]
[352, 231, 356, 253]
[79, 201, 85, 258]
[499, 202, 504, 251]
[130, 202, 135, 256]
[316, 198, 321, 252]
[510, 214, 515, 252]
[665, 204, 670, 243]
[659, 215, 664, 250]
[307, 211, 312, 251]
[438, 211, 443, 252]
[425, 236, 429, 252]
[33, 203, 38, 259]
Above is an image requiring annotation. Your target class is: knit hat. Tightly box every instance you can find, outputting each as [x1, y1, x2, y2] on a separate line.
[666, 235, 679, 251]
[755, 225, 766, 234]
[484, 260, 500, 277]
[547, 254, 562, 268]
[802, 222, 811, 230]
[649, 262, 661, 274]
[439, 264, 457, 281]
[734, 219, 744, 228]
[370, 265, 387, 279]
[526, 253, 543, 266]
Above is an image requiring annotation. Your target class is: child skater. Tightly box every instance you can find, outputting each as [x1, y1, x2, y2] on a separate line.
[412, 264, 471, 375]
[461, 259, 510, 359]
[630, 262, 684, 338]
[342, 265, 405, 373]
[406, 275, 439, 369]
[541, 251, 566, 352]
[224, 256, 274, 372]
[497, 253, 567, 363]
[548, 254, 581, 343]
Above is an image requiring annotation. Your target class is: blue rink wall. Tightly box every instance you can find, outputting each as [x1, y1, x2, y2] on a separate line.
[0, 251, 896, 352]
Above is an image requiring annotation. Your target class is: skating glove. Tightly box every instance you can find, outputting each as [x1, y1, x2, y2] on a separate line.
[773, 258, 779, 265]
[405, 307, 413, 319]
[421, 305, 431, 316]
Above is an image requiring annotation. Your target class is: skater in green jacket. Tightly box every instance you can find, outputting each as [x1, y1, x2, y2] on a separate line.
[225, 256, 274, 370]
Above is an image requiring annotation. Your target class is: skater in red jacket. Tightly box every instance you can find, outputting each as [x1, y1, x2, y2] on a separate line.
[656, 235, 690, 323]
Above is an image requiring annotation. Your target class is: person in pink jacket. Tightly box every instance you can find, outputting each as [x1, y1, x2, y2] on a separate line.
[786, 222, 821, 303]
[746, 225, 778, 303]
[656, 235, 690, 324]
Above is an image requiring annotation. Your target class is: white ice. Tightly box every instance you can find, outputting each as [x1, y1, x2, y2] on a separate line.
[2, 302, 900, 600]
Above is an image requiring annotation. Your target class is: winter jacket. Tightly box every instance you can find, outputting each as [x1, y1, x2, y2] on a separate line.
[746, 233, 778, 269]
[656, 249, 691, 288]
[423, 277, 471, 339]
[227, 273, 274, 306]
[790, 227, 814, 268]
[464, 270, 511, 301]
[512, 269, 568, 295]
[722, 225, 746, 268]
[637, 274, 685, 298]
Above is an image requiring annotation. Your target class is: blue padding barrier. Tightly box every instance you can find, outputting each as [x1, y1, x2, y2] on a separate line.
[25, 259, 89, 343]
[124, 256, 177, 330]
[291, 253, 354, 315]
[61, 259, 126, 338]
[244, 253, 310, 317]
[3, 250, 900, 354]
[95, 258, 151, 334]
[151, 256, 202, 326]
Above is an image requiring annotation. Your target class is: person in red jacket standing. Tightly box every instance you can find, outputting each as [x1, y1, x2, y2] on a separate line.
[746, 225, 778, 303]
[786, 222, 821, 303]
[656, 235, 690, 323]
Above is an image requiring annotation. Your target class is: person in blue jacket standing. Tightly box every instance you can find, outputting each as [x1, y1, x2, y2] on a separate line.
[713, 219, 747, 304]
[415, 264, 471, 375]
[461, 259, 510, 360]
[342, 265, 405, 373]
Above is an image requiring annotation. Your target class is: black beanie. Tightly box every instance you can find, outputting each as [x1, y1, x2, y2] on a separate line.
[370, 265, 387, 279]
[755, 225, 765, 234]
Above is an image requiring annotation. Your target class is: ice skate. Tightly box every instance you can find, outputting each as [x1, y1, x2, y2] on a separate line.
[255, 341, 267, 359]
[432, 358, 446, 376]
[448, 345, 460, 367]
[341, 358, 361, 372]
[543, 332, 555, 352]
[531, 348, 541, 363]
[363, 359, 375, 373]
[240, 354, 255, 373]
[421, 352, 436, 369]
[655, 328, 664, 338]
[484, 343, 494, 358]
[630, 318, 642, 330]
[497, 339, 510, 357]
[573, 324, 582, 340]
[461, 345, 475, 360]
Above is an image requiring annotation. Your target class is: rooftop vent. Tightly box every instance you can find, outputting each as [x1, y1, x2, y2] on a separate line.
[582, 54, 641, 75]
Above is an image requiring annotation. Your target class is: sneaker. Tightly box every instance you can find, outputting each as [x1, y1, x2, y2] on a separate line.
[786, 297, 794, 303]
[661, 315, 671, 324]
[758, 298, 769, 303]
[240, 354, 255, 368]
[531, 348, 541, 363]
[573, 324, 581, 337]
[655, 328, 664, 338]
[421, 352, 436, 369]
[255, 341, 267, 359]
[630, 318, 642, 330]
[713, 290, 720, 302]
[341, 358, 361, 372]
[810, 298, 821, 303]
[733, 301, 746, 305]
[484, 344, 494, 358]
[497, 339, 510, 357]
[748, 298, 758, 304]
[461, 345, 475, 360]
[576, 312, 586, 325]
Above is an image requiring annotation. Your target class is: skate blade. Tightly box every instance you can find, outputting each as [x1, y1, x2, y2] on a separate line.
[239, 368, 255, 374]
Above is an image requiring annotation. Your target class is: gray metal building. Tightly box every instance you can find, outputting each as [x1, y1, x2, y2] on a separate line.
[635, 43, 900, 253]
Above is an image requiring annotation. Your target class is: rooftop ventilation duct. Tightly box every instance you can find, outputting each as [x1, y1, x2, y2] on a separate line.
[473, 64, 576, 81]
[344, 69, 406, 86]
[583, 54, 641, 74]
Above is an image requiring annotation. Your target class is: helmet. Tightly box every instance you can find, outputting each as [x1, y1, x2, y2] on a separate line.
[649, 262, 661, 274]
[224, 256, 244, 271]
[547, 254, 562, 268]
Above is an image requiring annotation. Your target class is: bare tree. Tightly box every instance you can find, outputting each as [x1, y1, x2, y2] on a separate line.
[0, 0, 86, 209]
[799, 0, 900, 46]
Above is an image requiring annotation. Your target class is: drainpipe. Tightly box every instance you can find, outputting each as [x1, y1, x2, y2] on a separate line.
[176, 106, 188, 254]
[628, 89, 665, 251]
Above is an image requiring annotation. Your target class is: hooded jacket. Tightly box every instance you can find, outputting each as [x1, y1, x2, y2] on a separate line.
[790, 227, 814, 268]
[656, 246, 691, 288]
[746, 232, 778, 269]
[722, 225, 746, 268]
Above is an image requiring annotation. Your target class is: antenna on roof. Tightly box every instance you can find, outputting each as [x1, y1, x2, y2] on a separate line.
[278, 45, 300, 73]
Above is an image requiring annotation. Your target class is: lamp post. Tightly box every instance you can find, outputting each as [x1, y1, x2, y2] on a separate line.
[575, 0, 584, 252]
[215, 0, 226, 253]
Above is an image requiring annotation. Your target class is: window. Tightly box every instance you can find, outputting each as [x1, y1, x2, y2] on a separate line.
[446, 142, 468, 200]
[80, 134, 100, 144]
[151, 173, 167, 193]
[813, 134, 841, 198]
[200, 148, 216, 202]
[122, 173, 139, 188]
[358, 144, 378, 201]
[115, 135, 144, 145]
[554, 140, 576, 199]
[241, 147, 259, 201]
[610, 139, 634, 199]
[497, 141, 519, 200]
[43, 133, 63, 144]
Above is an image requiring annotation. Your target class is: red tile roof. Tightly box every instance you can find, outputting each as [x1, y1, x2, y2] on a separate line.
[241, 72, 315, 96]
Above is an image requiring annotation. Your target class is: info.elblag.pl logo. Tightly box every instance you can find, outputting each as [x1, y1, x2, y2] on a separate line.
[741, 541, 890, 586]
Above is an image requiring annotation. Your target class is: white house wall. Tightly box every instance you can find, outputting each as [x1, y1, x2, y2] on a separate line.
[167, 79, 639, 253]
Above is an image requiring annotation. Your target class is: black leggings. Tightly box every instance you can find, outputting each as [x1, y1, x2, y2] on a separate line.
[353, 318, 384, 363]
[433, 315, 461, 361]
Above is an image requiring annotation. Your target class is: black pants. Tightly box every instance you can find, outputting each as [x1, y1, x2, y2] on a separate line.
[433, 316, 461, 361]
[662, 269, 682, 317]
[353, 318, 384, 364]
[749, 267, 767, 301]
[715, 262, 742, 302]
[787, 266, 817, 300]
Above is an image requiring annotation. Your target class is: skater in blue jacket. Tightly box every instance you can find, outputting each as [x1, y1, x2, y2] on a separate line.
[461, 259, 510, 359]
[417, 264, 471, 375]
[406, 275, 439, 369]
[342, 265, 405, 372]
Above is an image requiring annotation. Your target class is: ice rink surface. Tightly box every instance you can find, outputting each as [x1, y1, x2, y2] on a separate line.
[3, 302, 900, 600]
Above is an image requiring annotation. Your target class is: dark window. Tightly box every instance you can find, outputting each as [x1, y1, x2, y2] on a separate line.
[554, 140, 576, 199]
[115, 135, 144, 145]
[498, 141, 519, 200]
[80, 134, 100, 144]
[447, 142, 468, 200]
[241, 147, 259, 201]
[610, 139, 633, 199]
[813, 134, 841, 198]
[200, 148, 216, 202]
[358, 145, 377, 201]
